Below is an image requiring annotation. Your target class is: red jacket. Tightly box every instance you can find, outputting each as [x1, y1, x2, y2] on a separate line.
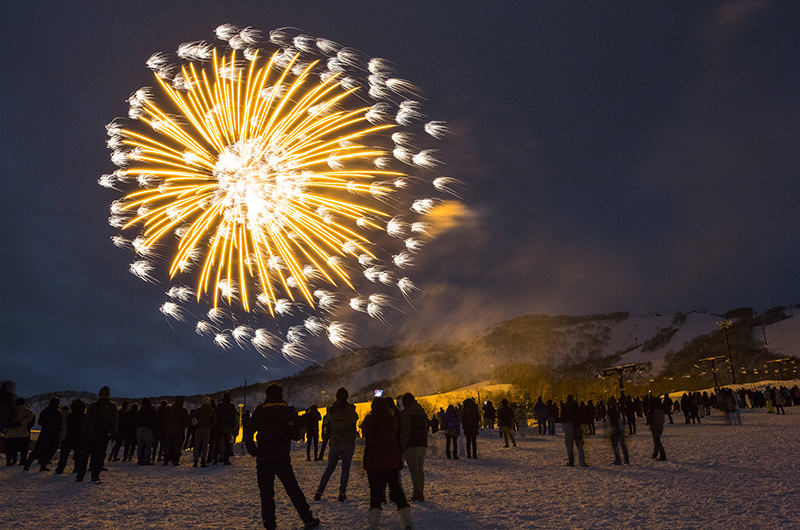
[361, 414, 401, 470]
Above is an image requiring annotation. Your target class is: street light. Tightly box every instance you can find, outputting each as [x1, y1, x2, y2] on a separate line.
[716, 320, 736, 384]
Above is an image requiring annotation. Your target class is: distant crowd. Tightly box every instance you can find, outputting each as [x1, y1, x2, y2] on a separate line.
[1, 380, 797, 530]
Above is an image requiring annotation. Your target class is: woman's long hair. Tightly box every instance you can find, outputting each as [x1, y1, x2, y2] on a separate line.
[369, 396, 394, 431]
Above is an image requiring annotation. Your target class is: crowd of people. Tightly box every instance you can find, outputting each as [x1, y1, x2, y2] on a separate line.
[2, 379, 798, 529]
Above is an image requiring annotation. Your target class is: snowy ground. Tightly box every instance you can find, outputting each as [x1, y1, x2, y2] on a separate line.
[2, 407, 799, 530]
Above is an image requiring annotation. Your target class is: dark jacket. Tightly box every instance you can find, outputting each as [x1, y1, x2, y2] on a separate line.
[361, 413, 401, 470]
[304, 406, 322, 434]
[135, 403, 160, 432]
[38, 402, 63, 442]
[215, 398, 238, 433]
[325, 400, 359, 447]
[497, 404, 515, 428]
[163, 403, 190, 435]
[195, 404, 217, 430]
[400, 401, 429, 448]
[84, 397, 118, 438]
[442, 408, 461, 435]
[245, 401, 300, 463]
[461, 399, 481, 437]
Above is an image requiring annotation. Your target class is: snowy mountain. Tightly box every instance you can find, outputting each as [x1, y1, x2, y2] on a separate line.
[23, 307, 800, 415]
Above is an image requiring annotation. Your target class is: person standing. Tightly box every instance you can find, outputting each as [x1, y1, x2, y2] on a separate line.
[361, 397, 413, 530]
[461, 397, 480, 459]
[4, 397, 35, 466]
[497, 399, 517, 448]
[23, 397, 62, 472]
[400, 392, 430, 502]
[193, 396, 216, 467]
[561, 394, 587, 467]
[123, 403, 139, 461]
[244, 384, 320, 530]
[314, 387, 359, 502]
[162, 396, 189, 466]
[482, 400, 496, 429]
[606, 396, 629, 465]
[516, 402, 529, 438]
[214, 392, 238, 465]
[304, 405, 322, 461]
[442, 405, 461, 459]
[533, 397, 547, 435]
[110, 401, 130, 461]
[55, 399, 86, 475]
[648, 398, 667, 461]
[135, 397, 158, 466]
[79, 386, 118, 482]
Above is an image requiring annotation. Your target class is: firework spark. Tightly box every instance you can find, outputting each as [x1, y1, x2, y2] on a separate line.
[102, 24, 458, 362]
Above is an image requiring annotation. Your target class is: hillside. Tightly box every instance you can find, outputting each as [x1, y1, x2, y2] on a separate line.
[23, 307, 800, 415]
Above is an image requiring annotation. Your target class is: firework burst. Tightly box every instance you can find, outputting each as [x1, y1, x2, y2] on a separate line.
[101, 24, 459, 362]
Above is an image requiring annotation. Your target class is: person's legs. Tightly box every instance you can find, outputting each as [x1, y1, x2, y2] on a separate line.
[563, 424, 574, 465]
[386, 468, 410, 509]
[405, 446, 425, 499]
[576, 438, 586, 466]
[316, 445, 342, 495]
[275, 460, 314, 524]
[367, 469, 390, 509]
[339, 444, 355, 496]
[257, 462, 278, 528]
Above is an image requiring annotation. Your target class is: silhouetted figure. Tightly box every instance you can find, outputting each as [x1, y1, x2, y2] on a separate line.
[0, 381, 16, 434]
[361, 397, 412, 530]
[78, 386, 118, 482]
[55, 399, 86, 474]
[304, 404, 322, 461]
[244, 384, 319, 530]
[136, 397, 158, 466]
[534, 397, 547, 435]
[497, 399, 516, 448]
[214, 392, 238, 465]
[606, 397, 629, 465]
[400, 392, 430, 502]
[123, 403, 138, 461]
[318, 412, 330, 461]
[154, 399, 168, 462]
[24, 397, 62, 471]
[5, 397, 35, 466]
[110, 401, 130, 461]
[648, 398, 667, 461]
[482, 400, 496, 429]
[162, 396, 189, 465]
[561, 394, 586, 467]
[442, 405, 461, 458]
[193, 396, 216, 467]
[546, 399, 558, 435]
[315, 387, 359, 502]
[461, 397, 480, 459]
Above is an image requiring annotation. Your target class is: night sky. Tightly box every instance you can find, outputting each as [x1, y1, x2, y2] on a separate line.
[2, 1, 799, 398]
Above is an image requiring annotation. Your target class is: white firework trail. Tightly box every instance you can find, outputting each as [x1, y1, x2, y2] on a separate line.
[101, 23, 462, 364]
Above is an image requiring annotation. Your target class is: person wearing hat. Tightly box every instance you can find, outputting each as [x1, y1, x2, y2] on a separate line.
[193, 396, 216, 467]
[245, 384, 320, 530]
[79, 386, 118, 482]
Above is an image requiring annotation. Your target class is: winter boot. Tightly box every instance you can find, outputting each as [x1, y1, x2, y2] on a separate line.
[399, 506, 413, 529]
[368, 508, 382, 530]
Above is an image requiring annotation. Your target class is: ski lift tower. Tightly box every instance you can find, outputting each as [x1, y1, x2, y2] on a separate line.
[599, 364, 640, 393]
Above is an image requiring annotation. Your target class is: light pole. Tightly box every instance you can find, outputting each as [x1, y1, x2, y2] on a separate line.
[716, 320, 736, 384]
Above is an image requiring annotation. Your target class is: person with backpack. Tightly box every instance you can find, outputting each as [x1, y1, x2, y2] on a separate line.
[244, 384, 320, 530]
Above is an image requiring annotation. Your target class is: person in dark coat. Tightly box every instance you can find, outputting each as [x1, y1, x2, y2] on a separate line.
[304, 404, 322, 461]
[55, 399, 86, 474]
[482, 400, 496, 429]
[399, 392, 429, 502]
[497, 399, 517, 448]
[314, 387, 359, 502]
[213, 392, 237, 465]
[23, 397, 62, 471]
[546, 399, 558, 435]
[648, 398, 667, 461]
[244, 384, 319, 530]
[123, 403, 138, 461]
[361, 397, 412, 530]
[561, 394, 587, 467]
[193, 396, 216, 467]
[77, 386, 118, 482]
[533, 397, 547, 435]
[461, 398, 480, 459]
[606, 396, 629, 465]
[136, 397, 159, 466]
[162, 396, 189, 466]
[110, 401, 130, 461]
[441, 404, 461, 459]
